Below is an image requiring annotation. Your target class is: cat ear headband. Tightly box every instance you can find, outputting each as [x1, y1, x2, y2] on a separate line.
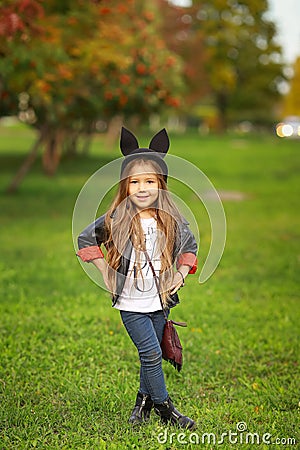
[120, 127, 169, 181]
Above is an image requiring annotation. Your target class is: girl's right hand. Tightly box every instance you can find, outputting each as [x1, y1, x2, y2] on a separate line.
[92, 258, 111, 291]
[169, 271, 184, 295]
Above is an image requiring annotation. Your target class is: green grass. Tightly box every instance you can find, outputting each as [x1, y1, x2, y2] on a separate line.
[0, 125, 299, 449]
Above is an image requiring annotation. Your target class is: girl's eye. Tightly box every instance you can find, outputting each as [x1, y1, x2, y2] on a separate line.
[129, 179, 156, 184]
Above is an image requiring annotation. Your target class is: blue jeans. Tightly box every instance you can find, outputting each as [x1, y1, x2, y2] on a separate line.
[120, 310, 169, 404]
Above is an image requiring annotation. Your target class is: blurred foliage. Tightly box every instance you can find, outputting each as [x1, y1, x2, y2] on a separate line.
[0, 0, 286, 184]
[0, 0, 182, 175]
[159, 0, 285, 130]
[283, 57, 300, 117]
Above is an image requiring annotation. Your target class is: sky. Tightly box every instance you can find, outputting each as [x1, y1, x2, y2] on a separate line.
[267, 0, 300, 63]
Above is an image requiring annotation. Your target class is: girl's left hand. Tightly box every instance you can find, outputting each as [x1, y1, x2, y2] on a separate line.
[169, 271, 184, 295]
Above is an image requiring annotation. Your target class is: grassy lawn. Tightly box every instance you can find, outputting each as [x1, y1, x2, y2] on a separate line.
[0, 125, 299, 449]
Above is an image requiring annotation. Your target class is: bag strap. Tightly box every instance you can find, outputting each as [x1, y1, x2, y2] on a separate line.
[144, 250, 187, 327]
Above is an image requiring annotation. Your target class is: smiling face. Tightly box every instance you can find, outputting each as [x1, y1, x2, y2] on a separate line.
[127, 162, 159, 217]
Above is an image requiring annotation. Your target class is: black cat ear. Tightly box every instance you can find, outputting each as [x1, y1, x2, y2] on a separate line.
[120, 127, 139, 156]
[149, 128, 169, 155]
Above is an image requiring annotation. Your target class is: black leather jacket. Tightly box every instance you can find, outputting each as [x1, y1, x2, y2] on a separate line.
[77, 214, 198, 308]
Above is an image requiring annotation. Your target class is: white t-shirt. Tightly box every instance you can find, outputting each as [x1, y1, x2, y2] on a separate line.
[114, 217, 162, 312]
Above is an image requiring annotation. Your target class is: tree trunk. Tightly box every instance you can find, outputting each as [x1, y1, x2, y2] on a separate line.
[42, 130, 63, 176]
[6, 131, 44, 194]
[216, 91, 228, 133]
[64, 131, 80, 157]
[105, 115, 123, 148]
[81, 133, 93, 155]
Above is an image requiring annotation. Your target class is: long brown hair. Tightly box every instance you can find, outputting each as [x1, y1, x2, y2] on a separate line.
[104, 158, 182, 306]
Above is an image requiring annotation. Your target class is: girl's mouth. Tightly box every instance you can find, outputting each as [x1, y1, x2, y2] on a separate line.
[136, 196, 150, 202]
[136, 194, 150, 200]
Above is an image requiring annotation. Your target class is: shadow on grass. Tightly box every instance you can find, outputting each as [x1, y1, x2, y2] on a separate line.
[1, 153, 116, 176]
[0, 153, 118, 222]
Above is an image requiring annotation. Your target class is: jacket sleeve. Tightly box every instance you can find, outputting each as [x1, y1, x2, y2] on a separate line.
[77, 215, 106, 262]
[176, 221, 198, 274]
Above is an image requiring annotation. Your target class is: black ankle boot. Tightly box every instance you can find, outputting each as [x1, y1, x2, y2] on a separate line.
[154, 396, 196, 430]
[129, 392, 153, 426]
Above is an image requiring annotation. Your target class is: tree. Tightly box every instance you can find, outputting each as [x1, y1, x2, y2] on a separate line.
[0, 0, 183, 191]
[158, 0, 209, 114]
[159, 0, 284, 131]
[282, 57, 300, 117]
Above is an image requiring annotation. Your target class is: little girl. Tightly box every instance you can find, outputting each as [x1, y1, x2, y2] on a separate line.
[77, 127, 198, 429]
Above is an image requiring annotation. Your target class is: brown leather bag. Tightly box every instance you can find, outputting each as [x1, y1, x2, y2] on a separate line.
[145, 251, 187, 372]
[160, 319, 187, 371]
